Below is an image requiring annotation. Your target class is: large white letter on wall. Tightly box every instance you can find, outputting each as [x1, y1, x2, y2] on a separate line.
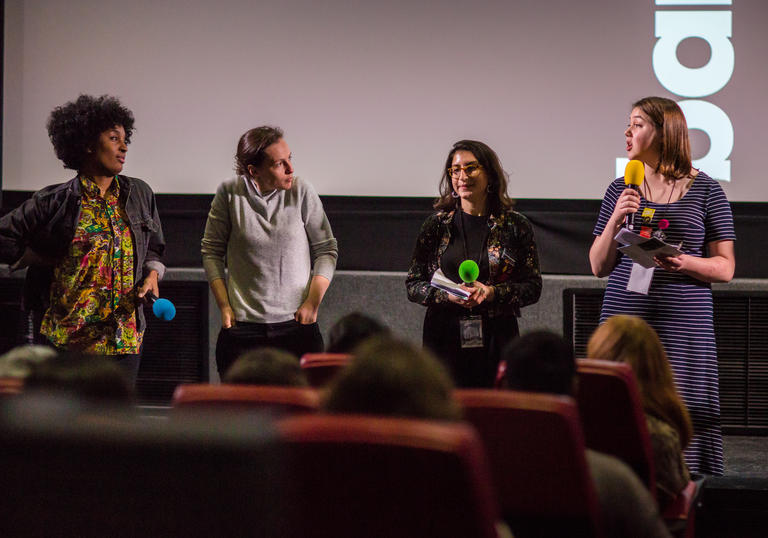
[679, 99, 733, 181]
[653, 11, 734, 98]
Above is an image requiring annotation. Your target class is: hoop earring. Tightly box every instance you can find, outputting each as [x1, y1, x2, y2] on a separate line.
[486, 184, 493, 193]
[451, 191, 459, 198]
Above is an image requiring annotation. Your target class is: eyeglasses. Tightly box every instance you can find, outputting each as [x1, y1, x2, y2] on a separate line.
[447, 164, 483, 178]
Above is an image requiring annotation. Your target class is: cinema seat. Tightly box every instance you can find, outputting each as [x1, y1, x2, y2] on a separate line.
[277, 414, 500, 538]
[455, 389, 603, 538]
[0, 377, 24, 397]
[299, 352, 352, 387]
[576, 359, 700, 537]
[575, 359, 656, 497]
[0, 393, 285, 537]
[171, 384, 320, 414]
[493, 360, 507, 388]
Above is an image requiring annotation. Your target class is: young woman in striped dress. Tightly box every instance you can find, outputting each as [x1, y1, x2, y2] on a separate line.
[589, 96, 736, 475]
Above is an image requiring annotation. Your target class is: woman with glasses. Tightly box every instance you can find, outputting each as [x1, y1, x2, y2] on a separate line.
[406, 140, 542, 387]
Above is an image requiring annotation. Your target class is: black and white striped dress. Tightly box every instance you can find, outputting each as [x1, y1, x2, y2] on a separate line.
[593, 171, 736, 476]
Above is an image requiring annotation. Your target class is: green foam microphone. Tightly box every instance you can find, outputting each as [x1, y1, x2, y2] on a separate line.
[458, 260, 479, 284]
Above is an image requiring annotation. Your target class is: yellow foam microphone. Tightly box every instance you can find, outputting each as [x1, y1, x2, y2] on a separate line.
[624, 159, 644, 188]
[623, 160, 644, 230]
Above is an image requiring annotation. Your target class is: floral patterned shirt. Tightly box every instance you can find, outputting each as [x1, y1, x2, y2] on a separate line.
[40, 176, 141, 354]
[406, 209, 542, 318]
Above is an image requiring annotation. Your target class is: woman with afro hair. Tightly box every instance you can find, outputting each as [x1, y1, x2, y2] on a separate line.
[0, 94, 165, 383]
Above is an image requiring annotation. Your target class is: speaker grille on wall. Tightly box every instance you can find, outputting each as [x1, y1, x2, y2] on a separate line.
[563, 288, 603, 358]
[564, 289, 768, 433]
[0, 278, 209, 406]
[714, 294, 768, 431]
[137, 281, 209, 406]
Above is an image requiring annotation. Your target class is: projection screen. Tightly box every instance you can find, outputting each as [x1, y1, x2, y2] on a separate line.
[3, 0, 764, 201]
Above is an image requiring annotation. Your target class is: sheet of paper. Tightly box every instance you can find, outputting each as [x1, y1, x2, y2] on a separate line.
[627, 262, 654, 294]
[430, 268, 471, 299]
[614, 228, 683, 268]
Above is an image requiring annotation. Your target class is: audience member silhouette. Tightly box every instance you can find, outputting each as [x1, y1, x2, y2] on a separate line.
[321, 335, 513, 538]
[587, 315, 692, 508]
[501, 330, 576, 394]
[24, 352, 134, 405]
[326, 312, 389, 353]
[223, 347, 309, 386]
[0, 345, 57, 379]
[502, 330, 672, 538]
[323, 335, 461, 421]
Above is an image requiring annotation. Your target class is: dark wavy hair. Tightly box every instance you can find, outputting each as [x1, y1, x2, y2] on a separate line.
[434, 139, 514, 214]
[223, 347, 308, 387]
[632, 96, 693, 180]
[326, 312, 389, 354]
[46, 94, 135, 171]
[502, 331, 576, 396]
[235, 126, 284, 177]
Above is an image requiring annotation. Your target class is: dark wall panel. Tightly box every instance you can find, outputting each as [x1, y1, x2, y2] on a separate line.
[3, 191, 767, 277]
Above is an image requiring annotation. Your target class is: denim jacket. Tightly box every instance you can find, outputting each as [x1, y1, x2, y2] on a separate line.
[406, 209, 541, 318]
[0, 175, 165, 335]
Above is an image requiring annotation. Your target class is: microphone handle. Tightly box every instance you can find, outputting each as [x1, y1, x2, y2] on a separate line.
[625, 210, 635, 230]
[144, 291, 158, 304]
[624, 184, 640, 231]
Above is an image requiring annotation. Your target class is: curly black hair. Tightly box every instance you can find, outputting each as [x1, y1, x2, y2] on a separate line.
[46, 94, 135, 171]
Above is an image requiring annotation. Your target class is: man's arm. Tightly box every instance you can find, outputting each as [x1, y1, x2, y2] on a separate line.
[295, 275, 330, 324]
[210, 277, 235, 328]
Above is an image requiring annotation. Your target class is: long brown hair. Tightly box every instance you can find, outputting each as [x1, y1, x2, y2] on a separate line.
[632, 96, 693, 180]
[586, 315, 692, 448]
[434, 139, 514, 214]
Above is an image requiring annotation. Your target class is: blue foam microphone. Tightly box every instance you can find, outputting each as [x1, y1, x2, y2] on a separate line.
[145, 292, 176, 321]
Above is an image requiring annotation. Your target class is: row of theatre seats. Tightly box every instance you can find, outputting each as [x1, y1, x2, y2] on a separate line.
[167, 354, 702, 538]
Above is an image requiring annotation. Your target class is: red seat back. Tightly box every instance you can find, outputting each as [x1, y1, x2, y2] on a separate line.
[494, 360, 507, 388]
[575, 359, 656, 498]
[299, 352, 352, 387]
[277, 414, 500, 538]
[455, 389, 603, 538]
[0, 377, 24, 397]
[171, 384, 320, 414]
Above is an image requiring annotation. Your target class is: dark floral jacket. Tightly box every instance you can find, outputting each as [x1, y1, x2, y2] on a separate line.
[406, 209, 542, 318]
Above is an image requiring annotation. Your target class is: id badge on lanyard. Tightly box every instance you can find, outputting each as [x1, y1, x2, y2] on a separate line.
[457, 212, 488, 348]
[459, 315, 484, 348]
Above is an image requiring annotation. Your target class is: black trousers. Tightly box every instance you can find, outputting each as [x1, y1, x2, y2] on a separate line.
[215, 319, 324, 377]
[423, 306, 519, 388]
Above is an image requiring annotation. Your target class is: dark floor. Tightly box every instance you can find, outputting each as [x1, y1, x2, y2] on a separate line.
[724, 435, 768, 477]
[697, 435, 768, 538]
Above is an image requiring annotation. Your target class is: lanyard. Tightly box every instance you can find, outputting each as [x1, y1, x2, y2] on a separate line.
[459, 211, 490, 269]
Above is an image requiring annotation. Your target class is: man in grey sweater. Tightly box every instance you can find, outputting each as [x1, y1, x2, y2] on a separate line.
[201, 126, 338, 375]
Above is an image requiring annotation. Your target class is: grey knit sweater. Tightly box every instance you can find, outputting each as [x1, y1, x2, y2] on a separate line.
[201, 175, 338, 323]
